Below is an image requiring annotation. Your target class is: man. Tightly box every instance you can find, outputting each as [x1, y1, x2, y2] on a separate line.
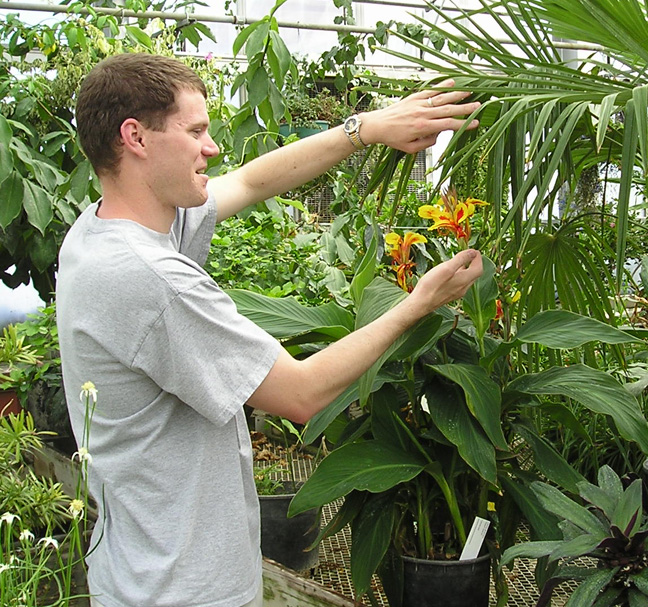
[56, 52, 482, 607]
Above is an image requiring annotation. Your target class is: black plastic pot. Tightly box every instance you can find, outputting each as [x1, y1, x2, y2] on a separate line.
[259, 492, 320, 572]
[402, 553, 491, 607]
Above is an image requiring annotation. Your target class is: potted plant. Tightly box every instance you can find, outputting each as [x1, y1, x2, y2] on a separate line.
[0, 409, 69, 539]
[280, 86, 349, 139]
[228, 208, 648, 605]
[0, 324, 42, 417]
[252, 419, 321, 572]
[500, 464, 648, 606]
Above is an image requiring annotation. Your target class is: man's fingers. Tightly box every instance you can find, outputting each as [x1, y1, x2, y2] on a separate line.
[426, 90, 473, 107]
[452, 249, 482, 274]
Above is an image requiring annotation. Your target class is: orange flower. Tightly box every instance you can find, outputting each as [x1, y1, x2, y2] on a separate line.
[494, 299, 503, 320]
[385, 231, 427, 292]
[418, 187, 488, 248]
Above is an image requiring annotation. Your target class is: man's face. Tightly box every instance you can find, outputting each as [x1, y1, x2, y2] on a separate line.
[144, 89, 219, 211]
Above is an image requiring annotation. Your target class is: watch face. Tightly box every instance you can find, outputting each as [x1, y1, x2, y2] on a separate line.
[345, 116, 358, 133]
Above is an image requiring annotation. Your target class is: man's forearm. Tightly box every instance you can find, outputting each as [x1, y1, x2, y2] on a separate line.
[247, 250, 483, 423]
[209, 125, 356, 221]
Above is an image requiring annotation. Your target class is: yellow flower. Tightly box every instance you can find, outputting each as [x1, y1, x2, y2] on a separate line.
[487, 501, 496, 512]
[419, 187, 488, 248]
[69, 499, 85, 519]
[385, 231, 427, 292]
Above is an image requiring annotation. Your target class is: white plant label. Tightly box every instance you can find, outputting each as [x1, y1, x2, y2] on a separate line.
[459, 516, 490, 560]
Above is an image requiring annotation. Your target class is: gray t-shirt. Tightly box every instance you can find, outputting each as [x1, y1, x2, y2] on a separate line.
[56, 196, 281, 607]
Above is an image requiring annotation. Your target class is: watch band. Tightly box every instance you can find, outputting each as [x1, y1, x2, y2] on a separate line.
[343, 115, 367, 151]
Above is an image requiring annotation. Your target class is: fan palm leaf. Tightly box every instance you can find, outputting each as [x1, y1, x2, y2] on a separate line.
[368, 0, 648, 304]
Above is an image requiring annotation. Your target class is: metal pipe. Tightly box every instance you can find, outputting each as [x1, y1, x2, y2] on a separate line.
[0, 1, 604, 52]
[0, 1, 375, 34]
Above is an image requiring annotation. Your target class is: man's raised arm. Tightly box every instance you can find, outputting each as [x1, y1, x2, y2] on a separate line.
[209, 80, 480, 221]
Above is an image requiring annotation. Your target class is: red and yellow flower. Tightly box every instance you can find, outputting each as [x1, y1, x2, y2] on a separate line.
[385, 231, 427, 292]
[418, 187, 488, 248]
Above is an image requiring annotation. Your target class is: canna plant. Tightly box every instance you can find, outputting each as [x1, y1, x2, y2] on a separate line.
[228, 218, 648, 605]
[501, 465, 648, 607]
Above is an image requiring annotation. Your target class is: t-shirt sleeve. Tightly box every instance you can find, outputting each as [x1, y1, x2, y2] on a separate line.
[131, 279, 281, 427]
[171, 194, 217, 265]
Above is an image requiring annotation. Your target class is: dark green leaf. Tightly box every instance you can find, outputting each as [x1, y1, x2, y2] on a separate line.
[531, 482, 608, 536]
[512, 422, 585, 494]
[289, 441, 426, 515]
[227, 288, 354, 340]
[509, 364, 648, 453]
[351, 493, 396, 596]
[22, 180, 53, 235]
[0, 172, 23, 229]
[463, 255, 498, 339]
[424, 378, 498, 484]
[0, 115, 13, 183]
[429, 363, 506, 450]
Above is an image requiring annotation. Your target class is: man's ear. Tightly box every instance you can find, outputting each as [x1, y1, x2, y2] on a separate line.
[119, 118, 148, 158]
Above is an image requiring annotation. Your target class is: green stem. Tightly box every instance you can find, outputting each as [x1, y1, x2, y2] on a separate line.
[426, 464, 467, 546]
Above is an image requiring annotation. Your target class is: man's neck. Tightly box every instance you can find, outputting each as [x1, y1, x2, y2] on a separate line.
[97, 182, 175, 233]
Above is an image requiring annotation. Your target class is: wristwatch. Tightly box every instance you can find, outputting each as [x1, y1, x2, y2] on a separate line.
[343, 114, 367, 151]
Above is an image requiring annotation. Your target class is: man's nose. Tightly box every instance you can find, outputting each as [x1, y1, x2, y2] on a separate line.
[203, 135, 219, 157]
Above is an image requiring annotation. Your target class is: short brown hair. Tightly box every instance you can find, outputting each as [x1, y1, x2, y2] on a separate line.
[75, 53, 207, 176]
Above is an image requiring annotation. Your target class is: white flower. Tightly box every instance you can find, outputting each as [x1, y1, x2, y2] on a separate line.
[0, 512, 20, 526]
[72, 447, 93, 465]
[69, 499, 85, 519]
[38, 536, 60, 550]
[19, 529, 35, 543]
[80, 381, 98, 403]
[0, 563, 10, 573]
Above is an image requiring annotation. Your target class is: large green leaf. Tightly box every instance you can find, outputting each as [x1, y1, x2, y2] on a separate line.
[0, 171, 23, 229]
[22, 180, 53, 235]
[512, 422, 586, 494]
[516, 310, 640, 348]
[508, 364, 648, 452]
[485, 310, 639, 366]
[531, 482, 609, 536]
[349, 230, 378, 307]
[350, 492, 396, 597]
[0, 115, 13, 184]
[501, 540, 564, 566]
[429, 363, 507, 450]
[611, 479, 643, 538]
[500, 474, 562, 541]
[302, 371, 395, 444]
[424, 379, 498, 484]
[227, 289, 353, 340]
[288, 441, 426, 516]
[565, 568, 617, 606]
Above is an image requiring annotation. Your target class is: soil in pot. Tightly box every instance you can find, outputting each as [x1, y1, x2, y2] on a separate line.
[259, 484, 320, 572]
[402, 553, 491, 607]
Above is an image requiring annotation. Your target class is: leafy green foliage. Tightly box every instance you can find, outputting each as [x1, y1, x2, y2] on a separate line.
[501, 465, 648, 607]
[0, 1, 217, 299]
[228, 250, 647, 605]
[0, 411, 68, 538]
[207, 206, 335, 305]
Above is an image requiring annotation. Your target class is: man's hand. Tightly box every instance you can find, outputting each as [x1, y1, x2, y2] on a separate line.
[408, 249, 484, 316]
[360, 79, 481, 154]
